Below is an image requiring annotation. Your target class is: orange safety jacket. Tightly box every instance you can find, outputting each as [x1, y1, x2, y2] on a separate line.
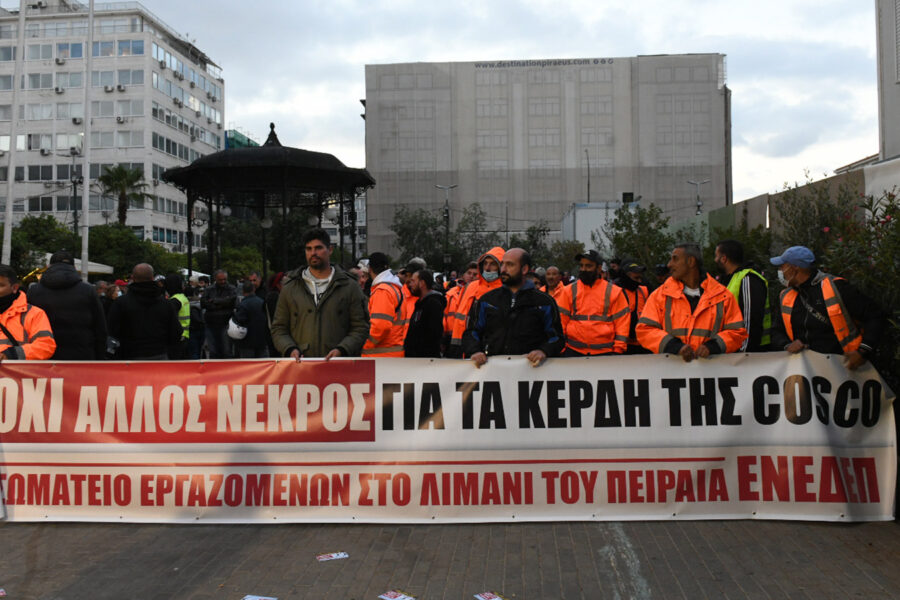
[361, 279, 405, 357]
[621, 284, 648, 347]
[780, 275, 861, 353]
[443, 282, 465, 334]
[448, 246, 505, 351]
[0, 292, 56, 359]
[636, 273, 747, 354]
[540, 282, 567, 306]
[557, 278, 630, 354]
[400, 285, 416, 338]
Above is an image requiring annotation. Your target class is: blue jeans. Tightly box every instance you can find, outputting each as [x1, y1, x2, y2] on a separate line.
[205, 324, 232, 359]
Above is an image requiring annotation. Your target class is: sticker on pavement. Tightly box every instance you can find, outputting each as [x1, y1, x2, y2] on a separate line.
[474, 593, 509, 600]
[316, 551, 349, 561]
[241, 595, 277, 600]
[378, 590, 416, 600]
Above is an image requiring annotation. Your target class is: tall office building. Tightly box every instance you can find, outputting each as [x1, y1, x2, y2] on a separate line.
[365, 54, 731, 254]
[0, 0, 223, 252]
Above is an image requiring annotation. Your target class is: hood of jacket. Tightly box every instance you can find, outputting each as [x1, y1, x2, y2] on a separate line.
[128, 280, 165, 304]
[38, 262, 82, 290]
[476, 246, 505, 284]
[372, 269, 402, 288]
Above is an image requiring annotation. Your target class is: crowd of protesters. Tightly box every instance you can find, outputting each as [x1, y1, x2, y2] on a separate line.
[0, 228, 886, 371]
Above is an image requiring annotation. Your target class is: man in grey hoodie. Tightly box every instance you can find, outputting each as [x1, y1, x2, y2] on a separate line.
[270, 228, 369, 359]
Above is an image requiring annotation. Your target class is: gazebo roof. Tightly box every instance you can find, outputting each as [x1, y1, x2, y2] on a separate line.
[162, 123, 375, 199]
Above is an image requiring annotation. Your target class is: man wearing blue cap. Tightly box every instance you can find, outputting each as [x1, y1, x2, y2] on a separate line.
[770, 246, 886, 370]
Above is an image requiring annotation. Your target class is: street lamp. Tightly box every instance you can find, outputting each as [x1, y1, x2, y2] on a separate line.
[260, 215, 273, 283]
[435, 184, 457, 271]
[687, 178, 711, 216]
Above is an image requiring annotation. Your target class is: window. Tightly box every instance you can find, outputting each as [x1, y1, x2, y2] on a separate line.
[91, 101, 114, 117]
[26, 73, 53, 89]
[0, 75, 12, 90]
[91, 70, 115, 87]
[23, 103, 53, 120]
[57, 196, 73, 212]
[117, 69, 143, 86]
[28, 196, 54, 212]
[27, 134, 52, 151]
[116, 130, 143, 147]
[92, 41, 114, 57]
[0, 105, 10, 121]
[0, 25, 16, 40]
[56, 72, 83, 88]
[56, 43, 83, 59]
[57, 103, 84, 119]
[44, 22, 70, 37]
[117, 99, 143, 117]
[528, 97, 560, 116]
[90, 131, 114, 148]
[89, 194, 114, 211]
[0, 46, 15, 61]
[26, 44, 52, 60]
[117, 39, 144, 56]
[27, 166, 53, 181]
[57, 164, 83, 181]
[56, 133, 83, 153]
[89, 163, 114, 179]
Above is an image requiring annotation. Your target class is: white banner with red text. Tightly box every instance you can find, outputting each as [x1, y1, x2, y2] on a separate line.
[0, 352, 894, 523]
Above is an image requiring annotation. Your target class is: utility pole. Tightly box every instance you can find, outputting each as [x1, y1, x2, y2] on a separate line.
[435, 184, 457, 273]
[585, 148, 591, 204]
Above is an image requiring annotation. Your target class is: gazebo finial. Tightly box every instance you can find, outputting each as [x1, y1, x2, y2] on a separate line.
[263, 122, 282, 147]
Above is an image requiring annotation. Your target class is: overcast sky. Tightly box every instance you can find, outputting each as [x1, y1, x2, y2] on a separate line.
[143, 0, 878, 202]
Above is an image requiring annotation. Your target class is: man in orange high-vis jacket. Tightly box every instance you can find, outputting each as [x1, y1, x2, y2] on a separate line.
[557, 250, 630, 356]
[0, 264, 56, 360]
[361, 252, 406, 357]
[443, 262, 478, 335]
[616, 260, 650, 354]
[446, 247, 504, 357]
[636, 243, 747, 361]
[540, 265, 567, 306]
[769, 245, 886, 371]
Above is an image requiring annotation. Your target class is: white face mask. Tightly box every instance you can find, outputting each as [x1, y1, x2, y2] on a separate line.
[777, 269, 788, 287]
[482, 270, 499, 283]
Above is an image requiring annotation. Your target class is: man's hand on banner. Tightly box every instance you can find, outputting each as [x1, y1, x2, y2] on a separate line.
[471, 352, 487, 368]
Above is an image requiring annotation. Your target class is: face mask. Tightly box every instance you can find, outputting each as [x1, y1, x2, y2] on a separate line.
[578, 271, 598, 285]
[777, 270, 789, 287]
[482, 270, 499, 283]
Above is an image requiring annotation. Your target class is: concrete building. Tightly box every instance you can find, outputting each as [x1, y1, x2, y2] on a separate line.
[0, 0, 223, 253]
[364, 54, 732, 254]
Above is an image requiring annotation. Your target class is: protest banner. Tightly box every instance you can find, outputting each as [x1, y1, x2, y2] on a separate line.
[0, 352, 894, 523]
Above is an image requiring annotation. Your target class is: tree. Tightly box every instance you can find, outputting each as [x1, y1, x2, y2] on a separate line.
[390, 202, 502, 270]
[544, 239, 586, 272]
[97, 165, 149, 226]
[1, 215, 80, 275]
[88, 224, 182, 277]
[594, 203, 676, 269]
[509, 221, 551, 265]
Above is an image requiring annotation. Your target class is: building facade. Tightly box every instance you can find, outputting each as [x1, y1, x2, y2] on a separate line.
[0, 0, 223, 252]
[364, 55, 732, 254]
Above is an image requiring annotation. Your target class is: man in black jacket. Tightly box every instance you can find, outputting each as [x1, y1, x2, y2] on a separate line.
[28, 250, 107, 360]
[233, 281, 269, 358]
[463, 248, 565, 367]
[107, 263, 181, 360]
[404, 269, 446, 358]
[201, 269, 237, 358]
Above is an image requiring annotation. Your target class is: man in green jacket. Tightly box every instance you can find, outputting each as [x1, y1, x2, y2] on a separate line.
[271, 228, 369, 359]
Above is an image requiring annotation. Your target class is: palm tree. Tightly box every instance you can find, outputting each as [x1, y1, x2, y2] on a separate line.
[97, 165, 148, 226]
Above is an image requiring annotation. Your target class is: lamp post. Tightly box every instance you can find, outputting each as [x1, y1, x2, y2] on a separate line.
[435, 184, 457, 271]
[687, 178, 711, 216]
[260, 215, 273, 283]
[585, 148, 590, 204]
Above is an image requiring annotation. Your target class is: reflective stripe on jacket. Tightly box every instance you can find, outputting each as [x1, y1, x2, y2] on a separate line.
[557, 279, 630, 354]
[449, 246, 505, 349]
[362, 281, 405, 357]
[621, 284, 648, 347]
[172, 293, 190, 340]
[725, 268, 771, 349]
[443, 283, 465, 334]
[636, 273, 747, 354]
[780, 274, 861, 353]
[0, 292, 56, 359]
